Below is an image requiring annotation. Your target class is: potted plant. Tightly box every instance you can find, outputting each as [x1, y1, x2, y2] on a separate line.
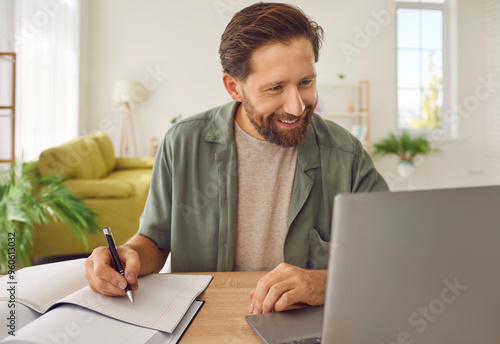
[372, 131, 437, 178]
[0, 161, 100, 270]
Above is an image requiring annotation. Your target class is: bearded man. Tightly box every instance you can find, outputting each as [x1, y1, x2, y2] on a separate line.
[84, 2, 388, 315]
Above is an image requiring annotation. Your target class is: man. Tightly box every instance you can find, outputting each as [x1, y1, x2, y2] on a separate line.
[85, 2, 388, 315]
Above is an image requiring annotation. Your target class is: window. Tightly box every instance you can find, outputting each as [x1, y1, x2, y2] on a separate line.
[0, 0, 80, 162]
[396, 0, 448, 132]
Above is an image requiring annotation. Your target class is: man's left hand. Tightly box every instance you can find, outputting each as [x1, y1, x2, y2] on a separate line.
[249, 263, 327, 314]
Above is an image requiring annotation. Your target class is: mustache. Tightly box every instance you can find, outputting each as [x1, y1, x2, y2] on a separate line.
[272, 105, 314, 122]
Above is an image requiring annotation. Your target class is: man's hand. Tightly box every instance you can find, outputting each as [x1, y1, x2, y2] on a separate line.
[84, 245, 141, 296]
[84, 233, 169, 297]
[248, 263, 327, 314]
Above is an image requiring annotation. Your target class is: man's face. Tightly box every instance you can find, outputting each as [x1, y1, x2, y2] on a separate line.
[235, 37, 318, 147]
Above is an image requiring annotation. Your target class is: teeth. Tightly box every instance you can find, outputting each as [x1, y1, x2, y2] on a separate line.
[280, 118, 299, 124]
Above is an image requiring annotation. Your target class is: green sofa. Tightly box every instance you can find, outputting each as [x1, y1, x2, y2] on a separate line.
[31, 131, 154, 261]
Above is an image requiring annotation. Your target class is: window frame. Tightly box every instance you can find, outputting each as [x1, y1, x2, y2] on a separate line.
[395, 0, 451, 137]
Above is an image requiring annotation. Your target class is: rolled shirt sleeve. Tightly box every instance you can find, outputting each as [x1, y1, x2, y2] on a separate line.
[138, 134, 173, 250]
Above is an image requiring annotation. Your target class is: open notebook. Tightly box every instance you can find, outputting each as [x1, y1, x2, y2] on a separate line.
[0, 259, 212, 343]
[0, 301, 204, 344]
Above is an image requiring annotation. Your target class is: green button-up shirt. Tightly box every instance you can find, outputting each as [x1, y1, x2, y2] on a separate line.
[138, 101, 388, 272]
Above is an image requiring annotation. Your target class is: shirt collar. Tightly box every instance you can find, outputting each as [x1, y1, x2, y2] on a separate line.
[297, 116, 321, 172]
[204, 100, 321, 171]
[204, 101, 238, 146]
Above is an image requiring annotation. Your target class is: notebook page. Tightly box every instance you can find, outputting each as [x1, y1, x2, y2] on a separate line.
[0, 302, 40, 340]
[0, 304, 158, 344]
[146, 301, 204, 344]
[0, 259, 87, 313]
[59, 274, 212, 333]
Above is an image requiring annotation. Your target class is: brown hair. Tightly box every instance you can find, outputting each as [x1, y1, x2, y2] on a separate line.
[219, 2, 324, 81]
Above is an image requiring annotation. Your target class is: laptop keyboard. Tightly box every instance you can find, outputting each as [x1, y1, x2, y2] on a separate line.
[280, 337, 321, 344]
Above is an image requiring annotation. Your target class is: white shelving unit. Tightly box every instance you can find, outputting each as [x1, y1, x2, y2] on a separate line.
[0, 52, 16, 166]
[317, 80, 371, 153]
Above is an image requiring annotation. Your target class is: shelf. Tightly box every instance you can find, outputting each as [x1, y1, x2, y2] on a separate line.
[318, 84, 360, 89]
[0, 52, 16, 166]
[320, 112, 367, 118]
[317, 80, 371, 153]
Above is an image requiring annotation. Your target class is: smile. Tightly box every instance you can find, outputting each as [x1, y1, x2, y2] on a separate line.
[279, 118, 300, 124]
[276, 116, 303, 129]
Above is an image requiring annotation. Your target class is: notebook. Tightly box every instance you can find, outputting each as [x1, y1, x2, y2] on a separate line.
[0, 259, 211, 343]
[0, 301, 204, 344]
[247, 185, 500, 343]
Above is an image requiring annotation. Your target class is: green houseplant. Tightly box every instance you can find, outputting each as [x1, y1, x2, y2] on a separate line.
[0, 161, 100, 269]
[373, 132, 437, 177]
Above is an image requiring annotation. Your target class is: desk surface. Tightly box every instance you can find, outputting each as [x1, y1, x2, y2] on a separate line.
[178, 271, 267, 343]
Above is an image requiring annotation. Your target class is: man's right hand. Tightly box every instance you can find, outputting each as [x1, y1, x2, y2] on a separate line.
[84, 245, 141, 297]
[84, 234, 169, 296]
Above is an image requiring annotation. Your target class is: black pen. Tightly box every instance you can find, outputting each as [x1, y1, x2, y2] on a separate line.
[103, 227, 134, 304]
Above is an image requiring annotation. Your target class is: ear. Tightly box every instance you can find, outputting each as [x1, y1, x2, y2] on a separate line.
[222, 73, 243, 102]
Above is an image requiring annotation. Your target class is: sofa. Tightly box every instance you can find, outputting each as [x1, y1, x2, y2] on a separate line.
[31, 131, 154, 261]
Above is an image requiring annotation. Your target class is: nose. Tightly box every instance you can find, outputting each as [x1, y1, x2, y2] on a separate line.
[283, 87, 305, 117]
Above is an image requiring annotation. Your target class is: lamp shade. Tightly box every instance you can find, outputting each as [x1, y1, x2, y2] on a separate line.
[112, 80, 147, 103]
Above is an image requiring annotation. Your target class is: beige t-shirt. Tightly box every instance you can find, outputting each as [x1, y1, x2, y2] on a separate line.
[233, 121, 298, 271]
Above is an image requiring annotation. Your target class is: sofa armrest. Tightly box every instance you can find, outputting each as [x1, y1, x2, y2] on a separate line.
[65, 179, 135, 198]
[115, 157, 155, 170]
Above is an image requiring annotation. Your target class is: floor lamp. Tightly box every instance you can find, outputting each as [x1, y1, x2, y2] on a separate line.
[112, 80, 146, 157]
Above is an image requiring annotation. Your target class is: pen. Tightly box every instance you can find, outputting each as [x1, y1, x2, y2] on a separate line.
[103, 227, 134, 304]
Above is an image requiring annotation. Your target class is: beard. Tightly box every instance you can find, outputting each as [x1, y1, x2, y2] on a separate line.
[240, 92, 316, 148]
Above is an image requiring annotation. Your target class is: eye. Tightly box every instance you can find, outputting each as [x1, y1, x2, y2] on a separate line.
[269, 85, 283, 91]
[299, 80, 313, 87]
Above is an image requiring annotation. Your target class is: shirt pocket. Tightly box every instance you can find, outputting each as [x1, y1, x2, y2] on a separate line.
[308, 228, 330, 269]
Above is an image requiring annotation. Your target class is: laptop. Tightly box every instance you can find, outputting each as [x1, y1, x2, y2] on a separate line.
[246, 185, 500, 344]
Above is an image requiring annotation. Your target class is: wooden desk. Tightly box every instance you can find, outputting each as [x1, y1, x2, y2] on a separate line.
[178, 271, 267, 343]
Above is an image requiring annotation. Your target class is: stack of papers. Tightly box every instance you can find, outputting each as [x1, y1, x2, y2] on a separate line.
[0, 259, 212, 343]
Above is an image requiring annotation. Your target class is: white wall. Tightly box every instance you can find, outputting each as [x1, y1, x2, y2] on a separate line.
[81, 0, 495, 190]
[82, 0, 233, 156]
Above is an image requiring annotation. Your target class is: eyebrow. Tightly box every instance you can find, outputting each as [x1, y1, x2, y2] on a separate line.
[259, 74, 317, 90]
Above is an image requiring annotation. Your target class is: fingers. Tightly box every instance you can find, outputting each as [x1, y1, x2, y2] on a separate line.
[251, 272, 295, 313]
[272, 288, 301, 312]
[249, 263, 293, 314]
[85, 247, 123, 296]
[118, 246, 140, 291]
[249, 263, 328, 314]
[84, 245, 141, 297]
[261, 279, 295, 313]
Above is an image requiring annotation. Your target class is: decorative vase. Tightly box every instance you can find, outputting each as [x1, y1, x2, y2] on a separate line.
[398, 160, 415, 178]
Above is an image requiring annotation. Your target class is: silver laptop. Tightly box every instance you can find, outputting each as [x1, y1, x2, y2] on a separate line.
[246, 185, 500, 344]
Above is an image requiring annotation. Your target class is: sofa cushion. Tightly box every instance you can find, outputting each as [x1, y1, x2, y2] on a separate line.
[65, 179, 135, 198]
[106, 168, 152, 202]
[92, 132, 117, 174]
[38, 133, 109, 179]
[115, 157, 155, 170]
